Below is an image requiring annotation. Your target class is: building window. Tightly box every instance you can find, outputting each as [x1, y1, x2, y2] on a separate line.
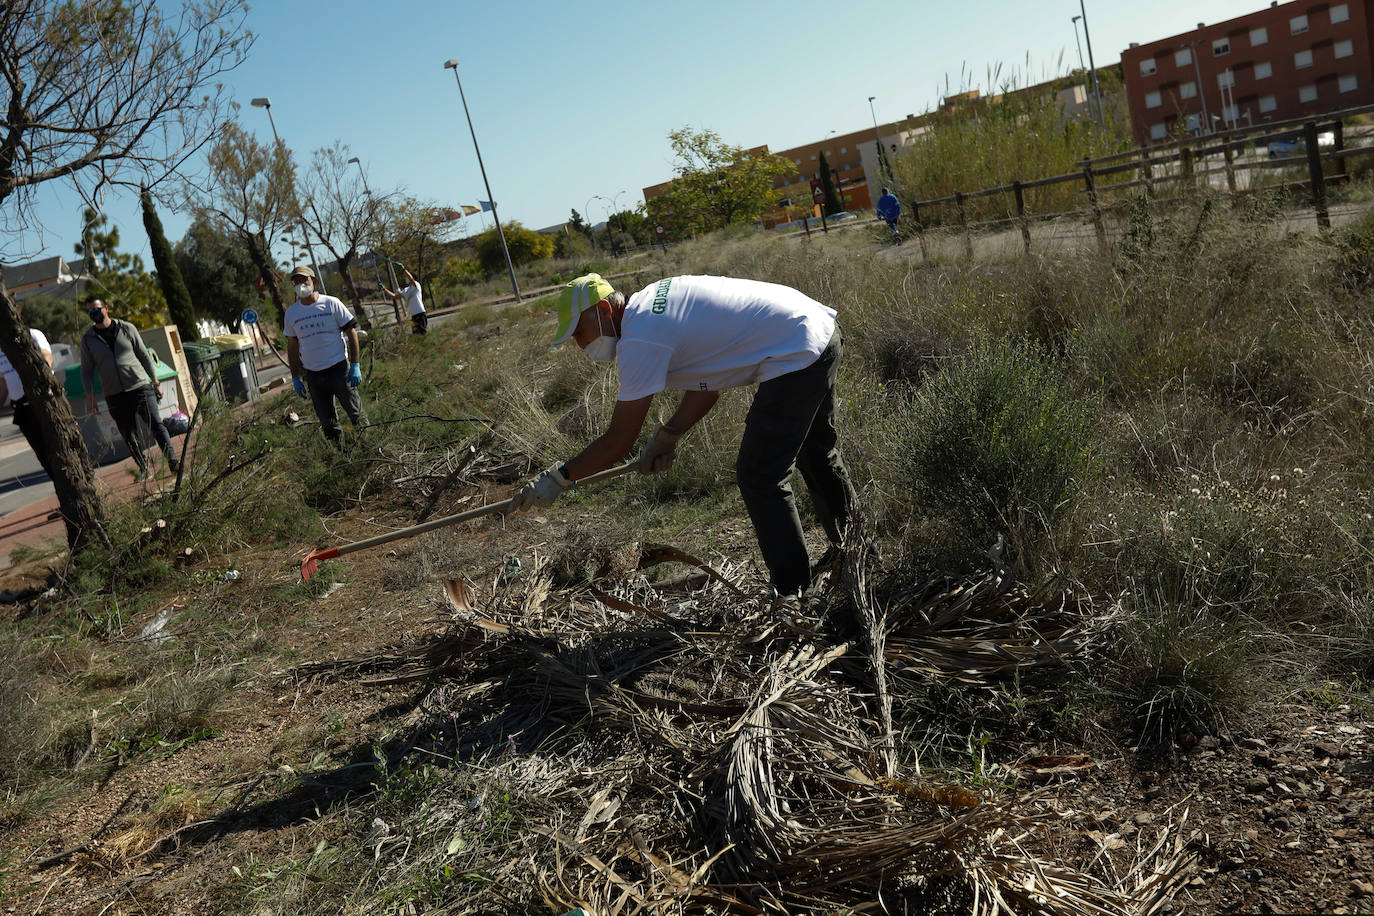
[810, 155, 816, 160]
[1175, 47, 1192, 67]
[1145, 90, 1163, 109]
[1217, 70, 1235, 89]
[1299, 83, 1318, 103]
[1180, 80, 1197, 98]
[1140, 58, 1157, 76]
[1291, 14, 1308, 35]
[1331, 3, 1349, 24]
[1213, 37, 1230, 56]
[1335, 39, 1354, 59]
[1340, 73, 1358, 93]
[1254, 61, 1272, 80]
[1295, 49, 1313, 69]
[1250, 26, 1268, 46]
[1150, 122, 1169, 140]
[1258, 94, 1277, 112]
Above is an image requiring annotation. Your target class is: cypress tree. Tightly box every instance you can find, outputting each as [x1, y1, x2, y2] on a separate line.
[818, 152, 844, 216]
[140, 188, 200, 341]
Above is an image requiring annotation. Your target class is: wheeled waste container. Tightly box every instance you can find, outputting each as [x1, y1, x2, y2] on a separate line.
[183, 341, 223, 403]
[214, 335, 259, 403]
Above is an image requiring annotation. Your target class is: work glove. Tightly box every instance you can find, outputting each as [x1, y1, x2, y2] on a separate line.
[509, 463, 572, 513]
[346, 362, 362, 387]
[637, 424, 681, 475]
[292, 377, 308, 399]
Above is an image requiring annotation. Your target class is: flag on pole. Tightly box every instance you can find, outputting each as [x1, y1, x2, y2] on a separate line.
[479, 200, 493, 212]
[461, 204, 480, 216]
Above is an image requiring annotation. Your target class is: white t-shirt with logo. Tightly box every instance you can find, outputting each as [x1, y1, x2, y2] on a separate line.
[401, 282, 425, 317]
[0, 329, 51, 402]
[614, 276, 836, 402]
[284, 295, 357, 371]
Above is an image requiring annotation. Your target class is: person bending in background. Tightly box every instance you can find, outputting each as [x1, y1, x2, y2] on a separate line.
[79, 295, 179, 479]
[383, 267, 428, 335]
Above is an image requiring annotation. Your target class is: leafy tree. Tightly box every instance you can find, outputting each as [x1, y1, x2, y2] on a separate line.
[18, 292, 86, 347]
[186, 118, 298, 326]
[473, 221, 553, 275]
[553, 228, 593, 260]
[174, 215, 263, 330]
[567, 208, 593, 238]
[76, 208, 169, 328]
[0, 0, 250, 551]
[645, 127, 796, 236]
[141, 188, 199, 341]
[818, 152, 843, 216]
[374, 195, 461, 284]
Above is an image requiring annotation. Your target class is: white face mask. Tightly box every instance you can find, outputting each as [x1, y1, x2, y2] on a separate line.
[584, 335, 618, 363]
[295, 282, 313, 299]
[583, 306, 618, 363]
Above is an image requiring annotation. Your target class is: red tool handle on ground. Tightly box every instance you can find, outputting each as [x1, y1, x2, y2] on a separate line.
[299, 461, 638, 580]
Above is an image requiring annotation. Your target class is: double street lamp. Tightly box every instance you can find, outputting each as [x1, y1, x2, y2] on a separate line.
[443, 59, 520, 302]
[347, 155, 401, 318]
[250, 96, 326, 294]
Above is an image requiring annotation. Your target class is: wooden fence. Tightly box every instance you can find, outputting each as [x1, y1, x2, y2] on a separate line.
[879, 102, 1374, 259]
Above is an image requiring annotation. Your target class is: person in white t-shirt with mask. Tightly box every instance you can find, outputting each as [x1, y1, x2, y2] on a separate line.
[0, 314, 56, 479]
[284, 265, 365, 445]
[509, 273, 857, 598]
[382, 267, 427, 335]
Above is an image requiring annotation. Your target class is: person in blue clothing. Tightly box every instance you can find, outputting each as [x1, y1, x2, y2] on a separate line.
[875, 187, 901, 242]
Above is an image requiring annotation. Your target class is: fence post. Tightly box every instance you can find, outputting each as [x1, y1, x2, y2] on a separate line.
[1334, 120, 1347, 179]
[1083, 167, 1108, 253]
[956, 191, 973, 260]
[1013, 180, 1030, 255]
[911, 199, 929, 261]
[1143, 159, 1156, 199]
[1223, 141, 1238, 196]
[1305, 120, 1330, 229]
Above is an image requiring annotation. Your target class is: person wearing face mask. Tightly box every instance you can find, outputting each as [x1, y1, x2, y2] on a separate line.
[509, 273, 857, 599]
[283, 265, 365, 445]
[79, 295, 179, 478]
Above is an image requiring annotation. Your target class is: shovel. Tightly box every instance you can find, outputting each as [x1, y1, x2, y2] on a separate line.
[300, 461, 638, 581]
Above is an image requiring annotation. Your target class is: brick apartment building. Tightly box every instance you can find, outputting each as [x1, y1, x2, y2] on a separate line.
[1121, 0, 1374, 145]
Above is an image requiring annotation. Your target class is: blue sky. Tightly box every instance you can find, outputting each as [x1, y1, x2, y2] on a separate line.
[9, 0, 1268, 268]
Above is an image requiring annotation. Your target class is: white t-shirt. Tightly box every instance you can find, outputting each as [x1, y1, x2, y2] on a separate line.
[614, 276, 836, 402]
[401, 282, 425, 316]
[0, 329, 51, 402]
[284, 295, 357, 371]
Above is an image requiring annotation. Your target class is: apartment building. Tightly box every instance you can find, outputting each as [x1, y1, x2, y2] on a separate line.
[1122, 0, 1374, 144]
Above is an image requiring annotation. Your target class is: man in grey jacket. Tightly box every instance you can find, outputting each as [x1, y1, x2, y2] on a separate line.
[79, 296, 179, 477]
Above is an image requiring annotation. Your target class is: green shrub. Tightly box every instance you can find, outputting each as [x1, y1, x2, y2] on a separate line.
[899, 337, 1100, 567]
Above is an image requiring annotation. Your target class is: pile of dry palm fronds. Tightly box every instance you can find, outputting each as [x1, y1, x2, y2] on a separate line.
[287, 542, 1194, 915]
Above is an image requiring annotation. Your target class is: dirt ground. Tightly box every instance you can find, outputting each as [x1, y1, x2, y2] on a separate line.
[1, 487, 1372, 915]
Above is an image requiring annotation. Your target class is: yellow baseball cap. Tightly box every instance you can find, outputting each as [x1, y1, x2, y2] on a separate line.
[552, 274, 615, 345]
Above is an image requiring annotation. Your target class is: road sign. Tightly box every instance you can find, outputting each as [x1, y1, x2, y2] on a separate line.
[654, 225, 666, 237]
[241, 308, 259, 325]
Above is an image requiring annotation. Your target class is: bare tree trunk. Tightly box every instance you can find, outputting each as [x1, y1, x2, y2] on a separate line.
[0, 276, 108, 552]
[243, 232, 285, 329]
[334, 248, 372, 332]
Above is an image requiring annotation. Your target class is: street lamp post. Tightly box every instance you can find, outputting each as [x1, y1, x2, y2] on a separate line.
[606, 190, 627, 257]
[347, 155, 400, 322]
[1077, 1, 1105, 130]
[1071, 16, 1093, 120]
[249, 97, 326, 293]
[867, 96, 889, 184]
[443, 59, 520, 302]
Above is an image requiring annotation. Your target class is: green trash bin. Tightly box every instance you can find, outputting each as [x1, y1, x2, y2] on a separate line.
[183, 341, 223, 402]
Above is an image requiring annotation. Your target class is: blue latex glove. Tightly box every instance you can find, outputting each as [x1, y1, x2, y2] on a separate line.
[292, 377, 307, 399]
[508, 464, 572, 513]
[346, 362, 362, 387]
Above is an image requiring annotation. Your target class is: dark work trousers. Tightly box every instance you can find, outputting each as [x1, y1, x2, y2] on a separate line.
[736, 326, 857, 596]
[106, 384, 175, 472]
[411, 312, 429, 334]
[10, 400, 54, 479]
[304, 359, 364, 444]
